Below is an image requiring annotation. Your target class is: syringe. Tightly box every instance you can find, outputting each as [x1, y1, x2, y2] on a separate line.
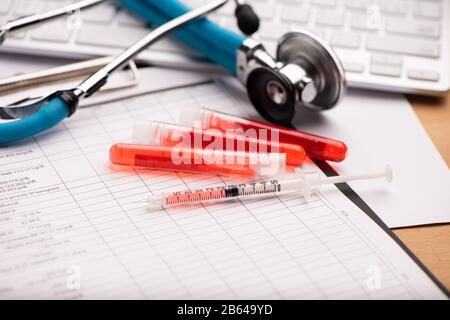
[148, 165, 393, 210]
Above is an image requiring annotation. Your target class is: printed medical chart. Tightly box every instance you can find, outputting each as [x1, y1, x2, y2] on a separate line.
[0, 78, 447, 299]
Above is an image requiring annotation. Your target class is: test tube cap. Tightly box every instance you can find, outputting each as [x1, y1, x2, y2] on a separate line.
[132, 120, 154, 144]
[249, 152, 287, 177]
[179, 107, 202, 127]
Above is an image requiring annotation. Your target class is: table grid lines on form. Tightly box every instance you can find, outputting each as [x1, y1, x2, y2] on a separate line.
[0, 80, 431, 299]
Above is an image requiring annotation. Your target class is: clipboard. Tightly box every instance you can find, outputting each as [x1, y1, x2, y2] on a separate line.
[0, 59, 214, 109]
[1, 63, 448, 297]
[314, 159, 450, 297]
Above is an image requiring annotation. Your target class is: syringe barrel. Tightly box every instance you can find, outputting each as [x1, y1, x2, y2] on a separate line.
[148, 180, 284, 210]
[149, 185, 231, 209]
[180, 108, 347, 162]
[133, 120, 305, 167]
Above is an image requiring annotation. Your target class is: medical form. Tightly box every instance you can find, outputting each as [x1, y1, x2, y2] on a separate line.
[0, 76, 447, 299]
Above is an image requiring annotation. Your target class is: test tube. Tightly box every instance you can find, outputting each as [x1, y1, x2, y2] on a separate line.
[109, 143, 286, 177]
[132, 121, 306, 167]
[180, 108, 348, 162]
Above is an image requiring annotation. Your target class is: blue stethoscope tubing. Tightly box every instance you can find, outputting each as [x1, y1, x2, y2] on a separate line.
[0, 98, 70, 144]
[119, 0, 245, 74]
[0, 0, 244, 144]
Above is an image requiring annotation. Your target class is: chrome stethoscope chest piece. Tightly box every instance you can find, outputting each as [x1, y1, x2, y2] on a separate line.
[276, 31, 346, 112]
[246, 66, 297, 126]
[239, 30, 346, 126]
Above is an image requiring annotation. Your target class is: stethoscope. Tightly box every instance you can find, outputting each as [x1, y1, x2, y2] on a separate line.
[0, 0, 346, 144]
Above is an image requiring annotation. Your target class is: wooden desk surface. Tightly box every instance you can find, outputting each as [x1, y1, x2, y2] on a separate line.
[392, 92, 450, 293]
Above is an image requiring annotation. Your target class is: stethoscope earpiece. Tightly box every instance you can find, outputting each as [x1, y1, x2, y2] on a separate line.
[235, 3, 260, 35]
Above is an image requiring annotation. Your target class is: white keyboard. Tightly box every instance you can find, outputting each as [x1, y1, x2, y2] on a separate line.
[0, 0, 449, 95]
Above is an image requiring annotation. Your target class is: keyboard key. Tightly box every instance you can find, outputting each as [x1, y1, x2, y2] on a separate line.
[370, 64, 402, 77]
[413, 2, 441, 19]
[366, 35, 440, 58]
[81, 3, 116, 24]
[77, 23, 148, 48]
[386, 17, 440, 38]
[280, 5, 309, 24]
[259, 23, 289, 40]
[351, 13, 382, 31]
[44, 0, 71, 11]
[330, 32, 360, 48]
[315, 11, 344, 27]
[342, 61, 365, 73]
[310, 0, 337, 7]
[407, 69, 439, 82]
[345, 0, 371, 11]
[15, 0, 46, 16]
[377, 0, 407, 15]
[371, 54, 402, 66]
[31, 20, 72, 43]
[0, 0, 12, 14]
[11, 31, 27, 40]
[252, 3, 274, 20]
[370, 53, 402, 77]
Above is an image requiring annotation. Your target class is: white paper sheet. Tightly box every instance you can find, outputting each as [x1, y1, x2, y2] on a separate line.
[0, 74, 447, 299]
[288, 89, 450, 228]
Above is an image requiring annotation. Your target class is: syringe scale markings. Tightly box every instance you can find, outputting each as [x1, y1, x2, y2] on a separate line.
[164, 182, 280, 207]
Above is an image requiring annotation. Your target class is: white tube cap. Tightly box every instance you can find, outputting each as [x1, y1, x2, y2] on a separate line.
[249, 153, 287, 177]
[132, 120, 154, 144]
[179, 107, 202, 127]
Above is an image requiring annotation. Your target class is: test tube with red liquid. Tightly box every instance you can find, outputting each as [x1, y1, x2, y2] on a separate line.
[180, 108, 348, 162]
[132, 121, 306, 167]
[109, 144, 285, 177]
